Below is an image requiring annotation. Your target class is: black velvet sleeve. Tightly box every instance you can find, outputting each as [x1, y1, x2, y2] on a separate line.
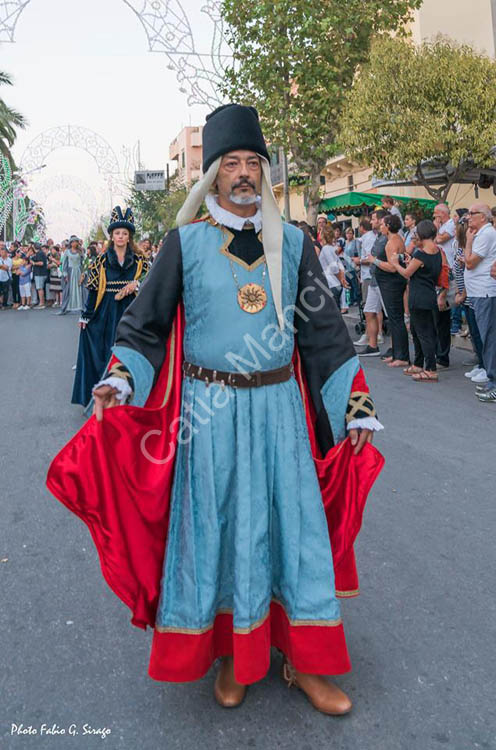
[115, 229, 183, 382]
[296, 235, 356, 454]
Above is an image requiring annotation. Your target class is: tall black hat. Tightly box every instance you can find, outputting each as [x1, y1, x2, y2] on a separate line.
[108, 206, 135, 234]
[202, 104, 270, 172]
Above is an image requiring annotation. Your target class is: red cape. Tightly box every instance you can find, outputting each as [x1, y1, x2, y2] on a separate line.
[47, 303, 384, 631]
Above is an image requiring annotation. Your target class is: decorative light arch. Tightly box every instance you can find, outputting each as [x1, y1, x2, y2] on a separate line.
[20, 125, 120, 177]
[1, 0, 229, 107]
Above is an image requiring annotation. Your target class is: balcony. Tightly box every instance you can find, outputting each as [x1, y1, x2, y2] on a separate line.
[190, 130, 202, 148]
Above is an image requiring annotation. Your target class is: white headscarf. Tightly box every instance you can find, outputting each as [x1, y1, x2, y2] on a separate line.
[176, 155, 285, 331]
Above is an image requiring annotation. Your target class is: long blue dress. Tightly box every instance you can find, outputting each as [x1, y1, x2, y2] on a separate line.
[71, 246, 148, 407]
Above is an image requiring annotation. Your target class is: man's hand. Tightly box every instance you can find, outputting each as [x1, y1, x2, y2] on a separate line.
[93, 384, 119, 422]
[466, 227, 476, 245]
[79, 321, 87, 330]
[349, 428, 373, 456]
[491, 260, 496, 280]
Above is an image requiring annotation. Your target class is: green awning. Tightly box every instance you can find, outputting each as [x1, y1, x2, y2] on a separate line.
[319, 191, 436, 217]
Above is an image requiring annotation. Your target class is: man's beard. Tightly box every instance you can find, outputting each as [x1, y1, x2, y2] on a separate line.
[229, 191, 259, 205]
[228, 178, 259, 205]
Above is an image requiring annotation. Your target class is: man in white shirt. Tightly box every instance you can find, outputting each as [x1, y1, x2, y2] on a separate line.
[432, 203, 457, 367]
[354, 217, 383, 353]
[464, 203, 496, 402]
[0, 244, 12, 309]
[381, 196, 404, 228]
[433, 204, 456, 268]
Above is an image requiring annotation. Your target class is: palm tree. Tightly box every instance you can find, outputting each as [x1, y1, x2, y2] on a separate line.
[0, 70, 27, 167]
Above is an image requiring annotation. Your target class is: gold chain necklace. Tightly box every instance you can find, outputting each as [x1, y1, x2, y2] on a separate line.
[228, 256, 268, 314]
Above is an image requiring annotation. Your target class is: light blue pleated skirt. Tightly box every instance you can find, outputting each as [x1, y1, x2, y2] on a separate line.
[155, 377, 342, 632]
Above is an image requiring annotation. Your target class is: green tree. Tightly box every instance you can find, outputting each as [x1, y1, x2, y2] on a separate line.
[220, 0, 422, 224]
[0, 70, 27, 167]
[340, 36, 496, 203]
[129, 174, 192, 242]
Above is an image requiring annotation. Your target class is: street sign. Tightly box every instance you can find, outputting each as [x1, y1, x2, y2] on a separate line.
[134, 170, 166, 191]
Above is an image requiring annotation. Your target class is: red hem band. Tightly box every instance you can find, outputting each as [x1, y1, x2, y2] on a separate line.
[148, 601, 351, 685]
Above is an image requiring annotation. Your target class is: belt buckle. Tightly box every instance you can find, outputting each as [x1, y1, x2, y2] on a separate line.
[254, 371, 262, 387]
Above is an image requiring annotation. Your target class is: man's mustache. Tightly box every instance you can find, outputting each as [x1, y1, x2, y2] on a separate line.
[232, 179, 256, 190]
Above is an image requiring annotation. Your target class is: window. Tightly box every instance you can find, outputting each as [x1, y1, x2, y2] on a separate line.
[181, 150, 185, 168]
[348, 174, 354, 192]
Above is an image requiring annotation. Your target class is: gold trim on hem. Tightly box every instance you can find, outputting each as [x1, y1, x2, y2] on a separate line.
[155, 599, 342, 634]
[336, 589, 360, 598]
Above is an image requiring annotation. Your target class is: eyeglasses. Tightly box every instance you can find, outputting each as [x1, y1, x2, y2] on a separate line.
[467, 211, 484, 216]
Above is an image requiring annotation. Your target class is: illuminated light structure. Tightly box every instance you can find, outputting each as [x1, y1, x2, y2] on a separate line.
[1, 0, 229, 106]
[20, 125, 120, 176]
[0, 155, 14, 232]
[0, 0, 30, 42]
[20, 126, 123, 234]
[33, 174, 99, 222]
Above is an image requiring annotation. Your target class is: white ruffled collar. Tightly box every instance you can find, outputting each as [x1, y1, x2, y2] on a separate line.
[205, 193, 262, 232]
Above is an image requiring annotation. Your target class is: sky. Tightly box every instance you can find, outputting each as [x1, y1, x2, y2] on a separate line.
[1, 0, 223, 239]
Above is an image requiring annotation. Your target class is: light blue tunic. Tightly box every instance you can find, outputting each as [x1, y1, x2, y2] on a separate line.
[154, 221, 342, 633]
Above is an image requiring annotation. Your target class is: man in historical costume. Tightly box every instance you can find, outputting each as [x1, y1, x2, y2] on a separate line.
[47, 104, 384, 715]
[71, 208, 149, 408]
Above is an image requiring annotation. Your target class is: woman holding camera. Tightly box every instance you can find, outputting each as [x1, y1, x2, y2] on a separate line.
[390, 220, 442, 382]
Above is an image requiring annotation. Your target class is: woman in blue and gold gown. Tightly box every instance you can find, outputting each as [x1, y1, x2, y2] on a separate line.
[71, 207, 148, 407]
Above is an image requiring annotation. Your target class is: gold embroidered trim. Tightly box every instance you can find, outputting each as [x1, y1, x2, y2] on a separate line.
[207, 214, 266, 271]
[346, 391, 376, 424]
[95, 258, 107, 312]
[160, 320, 177, 409]
[108, 361, 133, 386]
[336, 589, 360, 598]
[155, 599, 342, 634]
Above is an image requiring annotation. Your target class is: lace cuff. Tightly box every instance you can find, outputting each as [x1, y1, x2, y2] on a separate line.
[347, 417, 384, 432]
[92, 376, 133, 405]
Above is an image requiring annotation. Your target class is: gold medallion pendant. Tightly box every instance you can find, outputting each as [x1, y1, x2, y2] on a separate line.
[237, 282, 268, 314]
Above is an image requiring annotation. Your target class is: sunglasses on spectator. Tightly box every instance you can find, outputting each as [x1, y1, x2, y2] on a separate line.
[467, 211, 484, 216]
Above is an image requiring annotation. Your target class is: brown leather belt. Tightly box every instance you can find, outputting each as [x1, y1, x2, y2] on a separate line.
[183, 361, 294, 388]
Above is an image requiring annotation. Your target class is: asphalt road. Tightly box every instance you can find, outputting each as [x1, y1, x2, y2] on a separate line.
[1, 307, 495, 750]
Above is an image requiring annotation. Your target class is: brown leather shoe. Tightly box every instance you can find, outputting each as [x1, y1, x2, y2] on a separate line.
[214, 656, 247, 708]
[282, 660, 352, 715]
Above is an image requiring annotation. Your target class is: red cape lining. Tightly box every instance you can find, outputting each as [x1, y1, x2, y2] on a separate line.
[47, 303, 384, 632]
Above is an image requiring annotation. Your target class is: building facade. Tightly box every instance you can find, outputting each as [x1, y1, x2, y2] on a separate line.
[169, 126, 203, 186]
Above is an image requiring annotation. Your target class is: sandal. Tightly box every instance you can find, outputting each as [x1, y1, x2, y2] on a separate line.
[403, 366, 422, 376]
[387, 360, 410, 368]
[412, 370, 438, 383]
[381, 356, 393, 363]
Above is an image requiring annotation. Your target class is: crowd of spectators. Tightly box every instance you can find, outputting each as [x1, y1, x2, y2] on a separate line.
[0, 236, 159, 313]
[295, 196, 496, 404]
[2, 201, 496, 405]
